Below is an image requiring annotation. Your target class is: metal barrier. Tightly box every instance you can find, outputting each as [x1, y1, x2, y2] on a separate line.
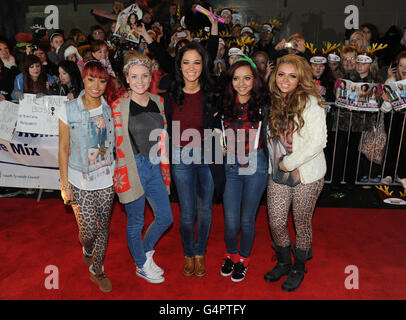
[325, 106, 406, 187]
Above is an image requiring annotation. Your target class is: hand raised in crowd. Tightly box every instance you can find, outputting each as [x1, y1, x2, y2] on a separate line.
[275, 39, 287, 51]
[381, 91, 390, 102]
[387, 63, 397, 79]
[265, 61, 274, 80]
[25, 46, 33, 56]
[14, 90, 24, 101]
[134, 22, 153, 44]
[295, 39, 306, 53]
[206, 7, 218, 25]
[207, 7, 219, 36]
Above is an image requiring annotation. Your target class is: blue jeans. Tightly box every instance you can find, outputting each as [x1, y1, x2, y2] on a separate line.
[223, 149, 268, 258]
[125, 154, 173, 268]
[171, 145, 215, 257]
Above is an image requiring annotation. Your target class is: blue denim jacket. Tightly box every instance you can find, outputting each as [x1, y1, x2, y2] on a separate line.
[66, 90, 115, 173]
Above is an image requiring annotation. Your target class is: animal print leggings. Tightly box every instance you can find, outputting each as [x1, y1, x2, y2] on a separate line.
[71, 185, 115, 271]
[267, 177, 324, 250]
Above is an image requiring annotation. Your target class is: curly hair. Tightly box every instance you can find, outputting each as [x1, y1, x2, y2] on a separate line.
[170, 42, 215, 110]
[222, 60, 267, 122]
[268, 54, 325, 138]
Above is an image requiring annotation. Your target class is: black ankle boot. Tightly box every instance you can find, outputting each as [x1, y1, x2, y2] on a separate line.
[264, 243, 292, 282]
[281, 246, 312, 292]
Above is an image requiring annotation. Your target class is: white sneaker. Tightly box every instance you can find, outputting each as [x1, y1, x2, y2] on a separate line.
[145, 250, 164, 276]
[136, 264, 165, 284]
[381, 176, 392, 185]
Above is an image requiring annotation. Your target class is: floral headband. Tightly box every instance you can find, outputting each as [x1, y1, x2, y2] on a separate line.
[124, 57, 152, 76]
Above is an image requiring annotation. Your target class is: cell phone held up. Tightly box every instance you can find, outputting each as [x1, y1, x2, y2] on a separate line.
[177, 31, 187, 38]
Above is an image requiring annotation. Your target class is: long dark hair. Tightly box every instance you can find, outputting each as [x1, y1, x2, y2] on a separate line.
[222, 60, 267, 123]
[21, 55, 48, 94]
[170, 42, 215, 109]
[58, 60, 84, 96]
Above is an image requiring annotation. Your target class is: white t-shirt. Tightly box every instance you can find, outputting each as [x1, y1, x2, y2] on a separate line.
[58, 103, 115, 191]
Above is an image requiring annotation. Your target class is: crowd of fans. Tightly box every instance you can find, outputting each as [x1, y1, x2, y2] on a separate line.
[0, 0, 406, 199]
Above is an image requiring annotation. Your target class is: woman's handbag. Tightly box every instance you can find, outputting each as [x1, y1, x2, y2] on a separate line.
[359, 113, 387, 165]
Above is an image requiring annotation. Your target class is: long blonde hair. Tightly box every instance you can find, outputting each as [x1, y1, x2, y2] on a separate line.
[268, 54, 325, 138]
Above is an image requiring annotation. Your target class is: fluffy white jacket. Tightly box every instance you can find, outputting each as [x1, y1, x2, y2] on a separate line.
[278, 95, 327, 184]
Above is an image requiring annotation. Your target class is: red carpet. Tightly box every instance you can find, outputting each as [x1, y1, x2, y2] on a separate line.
[0, 198, 405, 300]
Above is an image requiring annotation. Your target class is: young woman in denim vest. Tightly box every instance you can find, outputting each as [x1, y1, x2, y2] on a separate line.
[265, 54, 327, 292]
[58, 61, 116, 293]
[220, 58, 269, 282]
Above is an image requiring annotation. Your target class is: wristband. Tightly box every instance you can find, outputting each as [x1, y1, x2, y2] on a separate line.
[60, 183, 71, 191]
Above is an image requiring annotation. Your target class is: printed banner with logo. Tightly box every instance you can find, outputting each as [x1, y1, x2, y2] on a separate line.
[335, 79, 380, 112]
[382, 79, 406, 111]
[0, 130, 60, 189]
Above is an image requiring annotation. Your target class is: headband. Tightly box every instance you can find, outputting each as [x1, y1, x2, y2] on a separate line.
[328, 53, 340, 62]
[233, 54, 257, 70]
[310, 56, 327, 64]
[124, 57, 152, 76]
[262, 24, 273, 33]
[240, 27, 254, 35]
[221, 9, 231, 16]
[356, 54, 373, 64]
[228, 47, 244, 57]
[50, 32, 63, 42]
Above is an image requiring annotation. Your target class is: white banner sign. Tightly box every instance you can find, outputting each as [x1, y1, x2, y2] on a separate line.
[0, 162, 60, 189]
[16, 94, 67, 135]
[0, 100, 19, 141]
[0, 131, 60, 189]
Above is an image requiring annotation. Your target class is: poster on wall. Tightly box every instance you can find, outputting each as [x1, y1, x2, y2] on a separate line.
[113, 4, 143, 43]
[335, 79, 380, 112]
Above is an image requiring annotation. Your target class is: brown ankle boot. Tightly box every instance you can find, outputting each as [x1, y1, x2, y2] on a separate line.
[83, 254, 93, 267]
[194, 255, 206, 278]
[90, 266, 112, 293]
[183, 256, 195, 277]
[82, 247, 93, 267]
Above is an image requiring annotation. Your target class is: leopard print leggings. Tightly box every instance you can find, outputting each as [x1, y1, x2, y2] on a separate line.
[71, 185, 115, 271]
[267, 177, 324, 250]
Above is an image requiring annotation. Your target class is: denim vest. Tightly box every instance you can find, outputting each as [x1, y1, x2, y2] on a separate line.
[66, 90, 115, 173]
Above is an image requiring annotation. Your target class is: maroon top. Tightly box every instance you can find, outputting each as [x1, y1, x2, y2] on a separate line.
[171, 91, 205, 147]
